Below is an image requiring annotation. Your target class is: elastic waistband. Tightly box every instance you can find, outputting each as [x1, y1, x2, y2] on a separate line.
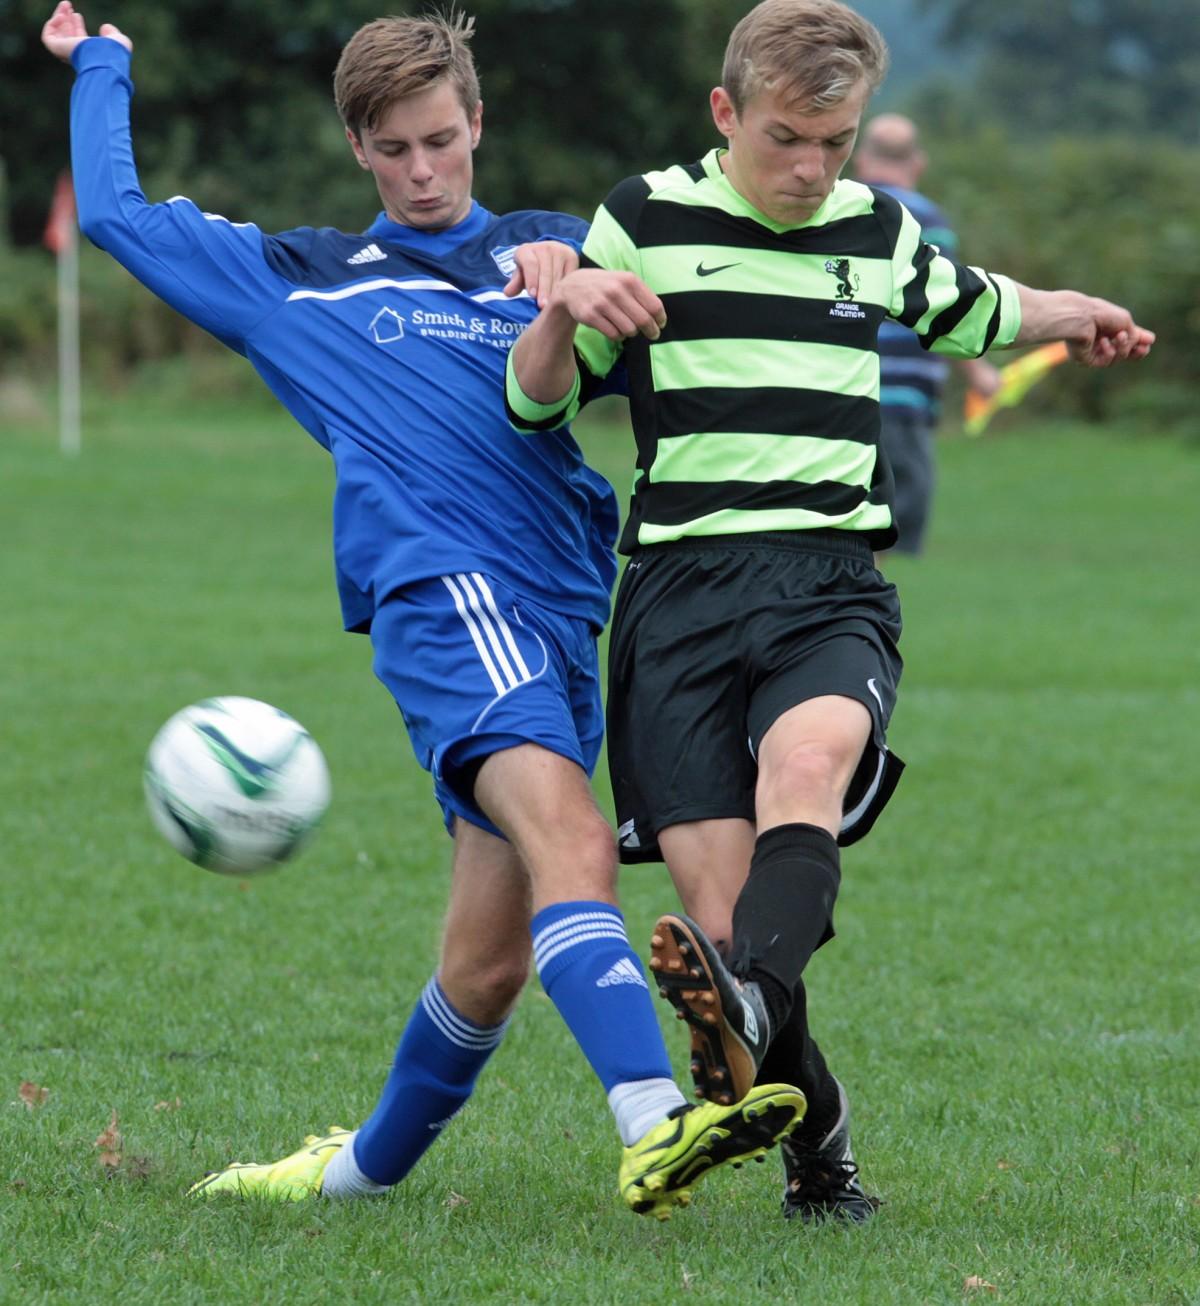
[631, 528, 874, 563]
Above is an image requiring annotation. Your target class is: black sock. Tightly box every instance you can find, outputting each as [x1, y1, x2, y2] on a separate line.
[731, 822, 841, 1029]
[756, 979, 841, 1137]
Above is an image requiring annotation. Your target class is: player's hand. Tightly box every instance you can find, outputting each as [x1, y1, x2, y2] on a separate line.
[547, 269, 667, 342]
[504, 241, 580, 308]
[1068, 297, 1155, 368]
[42, 1, 131, 61]
[964, 358, 1002, 399]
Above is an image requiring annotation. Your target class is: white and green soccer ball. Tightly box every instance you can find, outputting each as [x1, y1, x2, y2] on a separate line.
[143, 696, 331, 876]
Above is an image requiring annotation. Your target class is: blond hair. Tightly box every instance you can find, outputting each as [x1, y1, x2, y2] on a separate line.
[334, 11, 480, 137]
[722, 0, 889, 115]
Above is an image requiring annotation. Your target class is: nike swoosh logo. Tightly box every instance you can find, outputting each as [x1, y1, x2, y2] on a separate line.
[696, 261, 741, 277]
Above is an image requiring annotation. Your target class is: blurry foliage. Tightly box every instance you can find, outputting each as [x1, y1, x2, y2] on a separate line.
[923, 129, 1200, 424]
[2, 0, 1196, 424]
[1, 0, 743, 244]
[919, 0, 1200, 144]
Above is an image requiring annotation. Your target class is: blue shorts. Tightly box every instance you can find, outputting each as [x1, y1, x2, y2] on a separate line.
[370, 573, 604, 839]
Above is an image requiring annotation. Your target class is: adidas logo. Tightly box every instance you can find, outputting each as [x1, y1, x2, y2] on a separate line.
[347, 243, 387, 265]
[596, 958, 647, 989]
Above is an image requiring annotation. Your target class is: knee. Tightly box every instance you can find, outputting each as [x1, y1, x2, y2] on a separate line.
[529, 810, 619, 903]
[440, 942, 531, 1025]
[758, 745, 847, 811]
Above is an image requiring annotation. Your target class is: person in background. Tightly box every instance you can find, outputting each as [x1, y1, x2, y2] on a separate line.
[854, 113, 1001, 554]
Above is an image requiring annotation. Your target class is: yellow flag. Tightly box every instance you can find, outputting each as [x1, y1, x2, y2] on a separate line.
[964, 342, 1070, 437]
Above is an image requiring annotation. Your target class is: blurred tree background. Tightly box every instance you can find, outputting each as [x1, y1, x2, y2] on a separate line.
[1, 0, 1197, 421]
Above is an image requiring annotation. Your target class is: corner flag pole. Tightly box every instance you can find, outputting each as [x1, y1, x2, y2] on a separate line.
[45, 172, 81, 456]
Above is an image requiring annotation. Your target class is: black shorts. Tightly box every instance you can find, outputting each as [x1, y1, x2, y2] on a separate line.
[606, 530, 905, 865]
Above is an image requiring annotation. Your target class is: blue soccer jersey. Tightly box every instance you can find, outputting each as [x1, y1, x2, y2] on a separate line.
[69, 39, 620, 635]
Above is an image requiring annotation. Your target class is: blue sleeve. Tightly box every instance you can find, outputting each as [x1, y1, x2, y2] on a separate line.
[69, 39, 292, 351]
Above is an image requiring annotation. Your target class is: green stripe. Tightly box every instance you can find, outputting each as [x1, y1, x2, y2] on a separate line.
[651, 338, 880, 399]
[641, 243, 893, 304]
[584, 203, 639, 274]
[649, 432, 877, 486]
[504, 354, 580, 427]
[914, 254, 968, 339]
[637, 501, 892, 544]
[891, 206, 925, 316]
[992, 272, 1023, 347]
[575, 324, 620, 381]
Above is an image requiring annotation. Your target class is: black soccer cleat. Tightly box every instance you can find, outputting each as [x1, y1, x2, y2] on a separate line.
[781, 1079, 879, 1223]
[649, 913, 772, 1105]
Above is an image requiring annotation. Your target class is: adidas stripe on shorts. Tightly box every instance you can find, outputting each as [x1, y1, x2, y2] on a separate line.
[370, 573, 604, 838]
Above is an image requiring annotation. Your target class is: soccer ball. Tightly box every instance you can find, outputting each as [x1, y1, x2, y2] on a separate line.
[143, 696, 331, 876]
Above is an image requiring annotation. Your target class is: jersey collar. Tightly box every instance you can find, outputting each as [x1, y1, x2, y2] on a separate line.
[365, 201, 492, 254]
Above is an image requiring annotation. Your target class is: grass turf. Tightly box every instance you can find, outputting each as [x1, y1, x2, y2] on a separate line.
[1, 390, 1197, 1304]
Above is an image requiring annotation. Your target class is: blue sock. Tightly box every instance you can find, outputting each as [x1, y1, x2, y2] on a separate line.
[531, 901, 673, 1091]
[353, 976, 507, 1186]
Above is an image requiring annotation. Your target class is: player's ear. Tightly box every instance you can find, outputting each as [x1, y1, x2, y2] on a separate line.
[346, 126, 370, 170]
[711, 87, 737, 141]
[470, 100, 483, 150]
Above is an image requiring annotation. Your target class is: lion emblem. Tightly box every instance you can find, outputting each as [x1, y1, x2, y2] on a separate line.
[824, 258, 860, 301]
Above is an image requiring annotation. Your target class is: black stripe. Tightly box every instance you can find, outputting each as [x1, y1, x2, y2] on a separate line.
[920, 261, 988, 348]
[638, 201, 893, 259]
[639, 477, 869, 527]
[897, 241, 935, 330]
[679, 159, 707, 183]
[979, 273, 1005, 353]
[653, 386, 879, 444]
[659, 289, 886, 348]
[601, 175, 652, 244]
[868, 186, 904, 257]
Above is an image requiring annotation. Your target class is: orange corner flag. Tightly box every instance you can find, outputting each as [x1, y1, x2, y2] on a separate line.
[964, 342, 1069, 437]
[43, 172, 77, 255]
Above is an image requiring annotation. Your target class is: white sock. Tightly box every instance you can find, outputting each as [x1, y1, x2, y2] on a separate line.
[608, 1077, 689, 1146]
[320, 1131, 389, 1199]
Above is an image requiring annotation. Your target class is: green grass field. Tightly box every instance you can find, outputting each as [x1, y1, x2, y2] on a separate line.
[1, 390, 1197, 1304]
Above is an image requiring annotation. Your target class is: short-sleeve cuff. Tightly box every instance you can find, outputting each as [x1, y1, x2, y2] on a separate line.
[504, 354, 580, 431]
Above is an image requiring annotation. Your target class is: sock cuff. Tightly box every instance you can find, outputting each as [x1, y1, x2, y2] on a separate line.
[755, 822, 839, 863]
[422, 976, 509, 1055]
[531, 901, 627, 982]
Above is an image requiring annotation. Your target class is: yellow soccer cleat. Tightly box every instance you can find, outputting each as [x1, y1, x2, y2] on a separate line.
[620, 1084, 806, 1220]
[188, 1126, 352, 1201]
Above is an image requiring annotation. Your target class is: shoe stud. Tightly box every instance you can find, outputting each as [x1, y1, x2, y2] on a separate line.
[649, 956, 663, 971]
[668, 958, 683, 972]
[702, 1012, 717, 1025]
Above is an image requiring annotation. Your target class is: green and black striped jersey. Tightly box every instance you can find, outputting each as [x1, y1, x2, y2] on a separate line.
[507, 148, 1021, 552]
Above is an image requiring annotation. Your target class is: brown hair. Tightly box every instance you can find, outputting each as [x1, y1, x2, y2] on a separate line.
[722, 0, 889, 115]
[334, 10, 481, 138]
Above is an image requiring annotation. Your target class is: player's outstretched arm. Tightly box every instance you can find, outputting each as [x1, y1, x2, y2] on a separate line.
[42, 1, 131, 60]
[1013, 284, 1155, 369]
